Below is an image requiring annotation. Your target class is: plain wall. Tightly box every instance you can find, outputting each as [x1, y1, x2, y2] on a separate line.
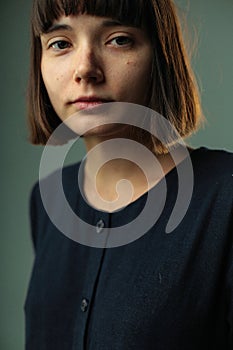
[0, 1, 232, 349]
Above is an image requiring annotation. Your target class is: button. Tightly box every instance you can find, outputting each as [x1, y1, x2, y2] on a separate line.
[96, 219, 105, 233]
[80, 298, 89, 312]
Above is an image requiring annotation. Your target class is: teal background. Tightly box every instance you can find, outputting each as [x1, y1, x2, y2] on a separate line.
[1, 0, 232, 349]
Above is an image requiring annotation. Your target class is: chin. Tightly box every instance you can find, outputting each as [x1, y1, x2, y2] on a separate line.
[82, 124, 129, 139]
[62, 103, 135, 140]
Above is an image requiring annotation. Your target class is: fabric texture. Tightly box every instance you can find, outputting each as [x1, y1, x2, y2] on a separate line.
[24, 147, 233, 349]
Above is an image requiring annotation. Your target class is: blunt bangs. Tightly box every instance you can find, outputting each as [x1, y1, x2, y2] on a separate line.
[28, 0, 203, 148]
[32, 0, 154, 35]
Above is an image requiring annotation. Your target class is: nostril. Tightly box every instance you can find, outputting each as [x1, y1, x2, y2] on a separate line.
[73, 68, 104, 83]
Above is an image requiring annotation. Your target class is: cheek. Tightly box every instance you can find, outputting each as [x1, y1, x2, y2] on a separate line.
[125, 58, 152, 89]
[41, 59, 66, 94]
[40, 60, 68, 118]
[125, 48, 152, 80]
[124, 54, 153, 104]
[110, 58, 150, 86]
[40, 54, 78, 121]
[126, 60, 137, 67]
[41, 61, 52, 96]
[55, 75, 64, 81]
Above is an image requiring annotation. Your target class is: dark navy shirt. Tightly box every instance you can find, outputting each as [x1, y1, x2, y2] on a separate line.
[24, 147, 233, 349]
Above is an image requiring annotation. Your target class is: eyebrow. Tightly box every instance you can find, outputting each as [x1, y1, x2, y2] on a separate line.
[43, 19, 134, 35]
[43, 24, 73, 35]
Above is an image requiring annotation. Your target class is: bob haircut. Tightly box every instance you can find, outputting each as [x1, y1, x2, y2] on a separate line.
[27, 0, 203, 152]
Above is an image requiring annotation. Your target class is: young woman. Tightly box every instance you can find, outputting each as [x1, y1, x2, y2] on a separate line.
[25, 0, 233, 349]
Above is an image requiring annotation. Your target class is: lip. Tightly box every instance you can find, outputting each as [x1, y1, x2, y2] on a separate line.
[70, 96, 114, 111]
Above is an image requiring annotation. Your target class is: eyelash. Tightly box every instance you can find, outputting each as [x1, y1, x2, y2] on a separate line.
[48, 35, 133, 51]
[49, 40, 72, 50]
[108, 36, 133, 47]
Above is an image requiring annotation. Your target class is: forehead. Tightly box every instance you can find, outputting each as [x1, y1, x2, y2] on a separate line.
[32, 0, 154, 35]
[43, 15, 135, 34]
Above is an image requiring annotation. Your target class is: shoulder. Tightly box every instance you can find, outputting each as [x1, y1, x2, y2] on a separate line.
[30, 161, 82, 208]
[191, 147, 233, 185]
[35, 161, 81, 187]
[29, 162, 82, 249]
[192, 146, 233, 170]
[189, 147, 233, 223]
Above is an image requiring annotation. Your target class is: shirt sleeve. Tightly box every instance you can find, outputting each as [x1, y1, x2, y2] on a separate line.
[29, 182, 39, 253]
[226, 212, 233, 348]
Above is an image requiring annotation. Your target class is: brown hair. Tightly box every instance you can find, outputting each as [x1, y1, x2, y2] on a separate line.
[27, 0, 203, 150]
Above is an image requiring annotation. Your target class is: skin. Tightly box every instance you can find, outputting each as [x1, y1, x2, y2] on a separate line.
[40, 14, 176, 210]
[40, 14, 154, 143]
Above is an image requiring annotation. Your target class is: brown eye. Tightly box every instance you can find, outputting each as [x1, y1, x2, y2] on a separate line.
[50, 40, 72, 50]
[109, 36, 133, 46]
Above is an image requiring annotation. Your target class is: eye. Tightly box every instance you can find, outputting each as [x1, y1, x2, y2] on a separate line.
[49, 40, 72, 50]
[108, 36, 133, 47]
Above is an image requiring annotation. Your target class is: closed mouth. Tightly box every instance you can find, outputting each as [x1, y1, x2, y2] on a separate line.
[70, 97, 114, 110]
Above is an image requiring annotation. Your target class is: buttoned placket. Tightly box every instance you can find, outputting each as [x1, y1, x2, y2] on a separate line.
[72, 212, 111, 350]
[96, 219, 105, 233]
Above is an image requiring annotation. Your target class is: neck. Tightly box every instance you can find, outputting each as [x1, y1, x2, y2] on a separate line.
[83, 139, 176, 212]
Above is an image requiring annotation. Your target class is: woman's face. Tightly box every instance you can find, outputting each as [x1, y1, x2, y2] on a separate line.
[40, 14, 153, 137]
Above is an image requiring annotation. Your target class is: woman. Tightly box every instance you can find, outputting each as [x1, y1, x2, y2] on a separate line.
[25, 0, 233, 349]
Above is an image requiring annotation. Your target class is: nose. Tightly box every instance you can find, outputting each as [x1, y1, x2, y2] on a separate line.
[73, 46, 104, 84]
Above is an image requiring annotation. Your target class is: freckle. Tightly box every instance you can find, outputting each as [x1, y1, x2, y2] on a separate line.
[126, 61, 136, 66]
